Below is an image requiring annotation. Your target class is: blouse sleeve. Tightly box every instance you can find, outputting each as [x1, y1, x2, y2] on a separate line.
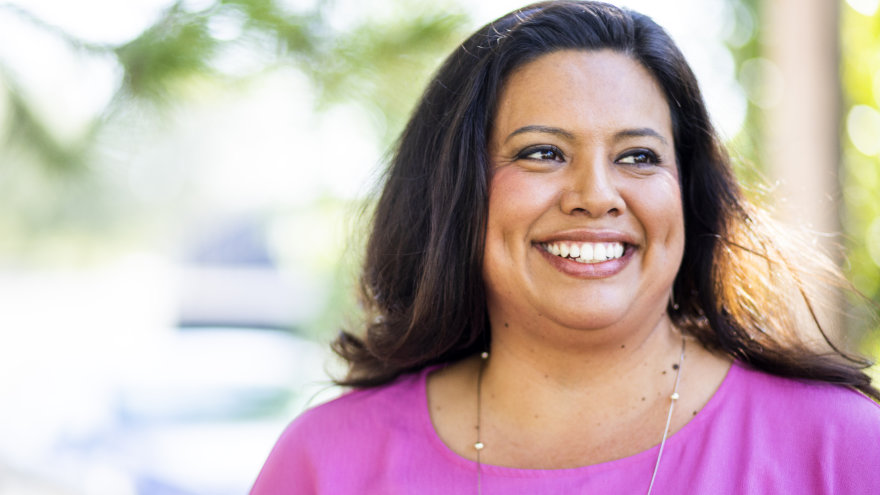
[250, 413, 319, 494]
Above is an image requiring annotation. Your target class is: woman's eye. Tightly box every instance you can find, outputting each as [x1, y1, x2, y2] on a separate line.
[617, 149, 660, 166]
[518, 146, 564, 162]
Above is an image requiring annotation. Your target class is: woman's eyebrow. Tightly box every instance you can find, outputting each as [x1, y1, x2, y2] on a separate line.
[504, 125, 669, 145]
[504, 125, 575, 143]
[614, 127, 669, 145]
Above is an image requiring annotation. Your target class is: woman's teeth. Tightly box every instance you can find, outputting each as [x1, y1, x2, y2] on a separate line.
[543, 241, 625, 263]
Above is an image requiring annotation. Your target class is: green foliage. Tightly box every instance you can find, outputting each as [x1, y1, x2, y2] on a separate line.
[2, 74, 91, 172]
[0, 0, 467, 257]
[840, 3, 880, 351]
[0, 0, 466, 160]
[116, 3, 219, 100]
[314, 9, 467, 144]
[219, 0, 321, 54]
[722, 0, 763, 184]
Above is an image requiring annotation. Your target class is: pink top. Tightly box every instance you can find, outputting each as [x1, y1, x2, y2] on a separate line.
[251, 362, 880, 494]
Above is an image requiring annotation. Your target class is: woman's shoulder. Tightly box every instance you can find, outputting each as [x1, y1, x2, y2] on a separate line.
[726, 361, 880, 435]
[250, 368, 433, 493]
[268, 365, 440, 452]
[288, 367, 430, 438]
[668, 362, 880, 493]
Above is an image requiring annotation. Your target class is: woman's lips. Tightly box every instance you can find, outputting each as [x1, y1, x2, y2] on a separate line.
[535, 241, 634, 278]
[541, 241, 625, 263]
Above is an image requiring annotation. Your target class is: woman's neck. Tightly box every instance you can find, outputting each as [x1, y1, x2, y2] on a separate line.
[426, 313, 731, 470]
[483, 313, 682, 415]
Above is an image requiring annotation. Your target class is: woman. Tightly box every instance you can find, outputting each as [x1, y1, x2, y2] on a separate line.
[252, 1, 880, 493]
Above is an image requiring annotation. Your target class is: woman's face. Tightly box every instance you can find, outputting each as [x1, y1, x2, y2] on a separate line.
[483, 49, 684, 335]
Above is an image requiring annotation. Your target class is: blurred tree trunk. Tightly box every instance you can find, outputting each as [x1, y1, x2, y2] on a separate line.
[761, 0, 844, 336]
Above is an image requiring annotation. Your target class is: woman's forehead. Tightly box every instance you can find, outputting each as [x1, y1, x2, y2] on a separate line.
[492, 50, 674, 145]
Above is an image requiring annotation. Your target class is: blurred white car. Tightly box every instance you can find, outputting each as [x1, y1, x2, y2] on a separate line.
[57, 327, 337, 495]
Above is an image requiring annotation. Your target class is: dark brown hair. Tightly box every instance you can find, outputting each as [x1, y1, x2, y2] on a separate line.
[333, 0, 879, 398]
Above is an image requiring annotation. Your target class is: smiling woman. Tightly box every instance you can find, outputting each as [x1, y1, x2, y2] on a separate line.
[251, 1, 880, 493]
[484, 50, 684, 338]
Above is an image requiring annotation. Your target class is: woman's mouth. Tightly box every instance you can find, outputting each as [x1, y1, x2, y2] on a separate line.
[540, 241, 626, 264]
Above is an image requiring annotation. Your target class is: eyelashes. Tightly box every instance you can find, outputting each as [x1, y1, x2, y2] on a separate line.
[515, 145, 565, 162]
[513, 145, 663, 167]
[615, 148, 662, 166]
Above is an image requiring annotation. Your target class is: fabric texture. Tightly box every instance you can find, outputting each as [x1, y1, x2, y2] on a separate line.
[250, 361, 880, 494]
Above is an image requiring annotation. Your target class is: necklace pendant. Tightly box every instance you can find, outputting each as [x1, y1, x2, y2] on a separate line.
[474, 441, 485, 451]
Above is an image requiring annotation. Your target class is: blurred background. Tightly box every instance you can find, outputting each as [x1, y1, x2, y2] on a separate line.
[0, 0, 878, 493]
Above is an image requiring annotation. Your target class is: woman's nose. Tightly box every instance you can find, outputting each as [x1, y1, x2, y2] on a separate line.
[559, 157, 625, 217]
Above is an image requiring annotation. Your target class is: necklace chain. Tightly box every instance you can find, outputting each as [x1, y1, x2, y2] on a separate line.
[474, 337, 686, 495]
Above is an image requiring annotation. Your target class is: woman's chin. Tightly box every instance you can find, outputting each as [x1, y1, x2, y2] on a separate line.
[531, 301, 670, 342]
[544, 310, 631, 334]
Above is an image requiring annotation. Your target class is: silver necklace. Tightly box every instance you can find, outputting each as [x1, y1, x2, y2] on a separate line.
[474, 336, 686, 495]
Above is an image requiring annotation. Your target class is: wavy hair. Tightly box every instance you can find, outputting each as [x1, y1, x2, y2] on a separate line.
[332, 0, 878, 399]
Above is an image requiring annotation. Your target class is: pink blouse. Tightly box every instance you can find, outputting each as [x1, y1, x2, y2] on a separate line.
[251, 361, 880, 494]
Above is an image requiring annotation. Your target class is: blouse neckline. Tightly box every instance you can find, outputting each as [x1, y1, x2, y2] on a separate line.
[416, 359, 741, 477]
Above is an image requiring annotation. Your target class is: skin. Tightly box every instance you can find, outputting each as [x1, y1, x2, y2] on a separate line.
[485, 49, 683, 348]
[427, 50, 731, 469]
